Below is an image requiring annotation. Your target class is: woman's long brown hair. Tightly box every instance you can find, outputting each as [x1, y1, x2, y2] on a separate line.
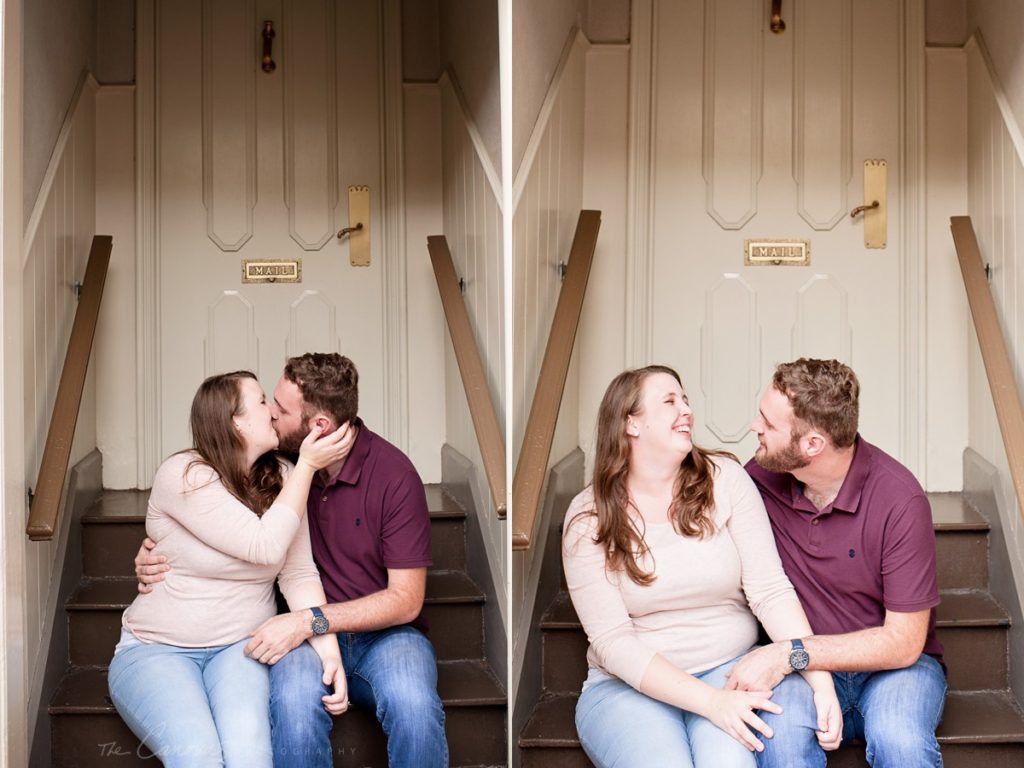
[184, 371, 283, 516]
[581, 365, 733, 586]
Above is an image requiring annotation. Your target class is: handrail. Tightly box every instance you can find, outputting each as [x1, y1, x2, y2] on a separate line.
[26, 235, 112, 540]
[512, 210, 601, 550]
[951, 216, 1024, 529]
[428, 235, 508, 518]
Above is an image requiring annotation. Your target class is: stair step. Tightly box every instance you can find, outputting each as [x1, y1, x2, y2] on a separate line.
[82, 485, 468, 577]
[51, 661, 505, 768]
[65, 571, 486, 666]
[928, 493, 990, 531]
[519, 690, 1024, 767]
[540, 587, 1011, 693]
[82, 484, 466, 523]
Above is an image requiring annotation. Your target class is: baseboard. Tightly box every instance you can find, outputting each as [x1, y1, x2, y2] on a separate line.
[510, 449, 584, 768]
[963, 448, 1024, 702]
[28, 450, 103, 768]
[441, 444, 508, 688]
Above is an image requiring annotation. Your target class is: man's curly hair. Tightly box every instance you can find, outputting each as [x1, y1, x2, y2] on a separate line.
[283, 353, 359, 426]
[773, 358, 859, 448]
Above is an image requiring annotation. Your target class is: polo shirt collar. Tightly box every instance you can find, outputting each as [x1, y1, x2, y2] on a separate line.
[314, 418, 369, 489]
[785, 433, 866, 515]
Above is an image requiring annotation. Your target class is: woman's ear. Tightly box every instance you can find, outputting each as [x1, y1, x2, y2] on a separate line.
[626, 418, 640, 437]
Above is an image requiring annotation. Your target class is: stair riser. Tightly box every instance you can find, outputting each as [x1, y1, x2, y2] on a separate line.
[541, 625, 1009, 695]
[521, 742, 1024, 768]
[542, 631, 589, 695]
[52, 707, 506, 768]
[82, 517, 469, 577]
[936, 532, 989, 590]
[937, 626, 1008, 691]
[68, 602, 484, 666]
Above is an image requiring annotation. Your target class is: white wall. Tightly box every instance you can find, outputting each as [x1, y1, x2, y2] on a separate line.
[510, 25, 586, 662]
[439, 72, 508, 621]
[23, 0, 96, 226]
[924, 48, 970, 490]
[966, 1, 1024, 131]
[20, 75, 99, 750]
[964, 33, 1024, 591]
[94, 86, 137, 488]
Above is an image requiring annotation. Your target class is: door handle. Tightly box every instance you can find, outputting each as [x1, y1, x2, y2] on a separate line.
[850, 201, 879, 218]
[262, 20, 276, 73]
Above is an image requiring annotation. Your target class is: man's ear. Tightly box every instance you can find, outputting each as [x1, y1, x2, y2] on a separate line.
[803, 431, 827, 457]
[308, 413, 336, 435]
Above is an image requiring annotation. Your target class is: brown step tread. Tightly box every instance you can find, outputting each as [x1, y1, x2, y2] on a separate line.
[51, 658, 504, 715]
[520, 690, 1024, 749]
[929, 493, 989, 531]
[82, 484, 465, 523]
[520, 694, 579, 748]
[541, 586, 1011, 633]
[540, 591, 579, 629]
[937, 589, 1010, 627]
[67, 570, 485, 611]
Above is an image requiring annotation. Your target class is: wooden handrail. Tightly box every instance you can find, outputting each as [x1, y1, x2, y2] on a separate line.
[512, 210, 601, 550]
[26, 235, 112, 540]
[428, 235, 507, 518]
[951, 216, 1024, 528]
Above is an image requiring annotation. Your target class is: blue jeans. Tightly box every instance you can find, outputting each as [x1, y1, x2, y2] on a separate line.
[269, 626, 448, 768]
[107, 629, 272, 768]
[756, 654, 947, 768]
[575, 655, 757, 768]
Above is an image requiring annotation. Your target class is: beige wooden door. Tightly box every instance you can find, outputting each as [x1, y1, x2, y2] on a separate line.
[155, 0, 384, 456]
[648, 0, 916, 461]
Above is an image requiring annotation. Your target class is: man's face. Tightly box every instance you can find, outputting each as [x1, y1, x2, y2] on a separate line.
[270, 376, 309, 454]
[750, 385, 810, 473]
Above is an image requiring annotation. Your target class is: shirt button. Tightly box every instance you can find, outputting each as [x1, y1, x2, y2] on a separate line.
[811, 519, 820, 526]
[321, 495, 328, 502]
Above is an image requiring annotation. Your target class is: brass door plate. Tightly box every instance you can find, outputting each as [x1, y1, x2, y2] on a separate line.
[744, 239, 810, 266]
[863, 160, 887, 249]
[242, 259, 302, 283]
[348, 185, 370, 267]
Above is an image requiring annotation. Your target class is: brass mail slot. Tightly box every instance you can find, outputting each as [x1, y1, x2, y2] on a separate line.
[241, 259, 302, 283]
[744, 239, 810, 266]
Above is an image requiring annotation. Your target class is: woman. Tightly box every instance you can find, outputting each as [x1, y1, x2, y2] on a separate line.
[108, 371, 351, 767]
[563, 365, 841, 768]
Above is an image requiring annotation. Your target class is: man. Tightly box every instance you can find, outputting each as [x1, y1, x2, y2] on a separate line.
[725, 358, 946, 767]
[136, 353, 448, 768]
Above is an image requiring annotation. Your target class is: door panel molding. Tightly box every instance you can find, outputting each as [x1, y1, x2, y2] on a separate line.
[201, 0, 257, 251]
[205, 291, 259, 374]
[793, 274, 851, 361]
[286, 290, 339, 358]
[701, 0, 763, 230]
[793, 0, 852, 230]
[700, 275, 760, 442]
[283, 0, 338, 251]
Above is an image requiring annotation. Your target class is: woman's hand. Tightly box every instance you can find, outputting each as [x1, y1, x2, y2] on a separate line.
[812, 686, 842, 750]
[297, 422, 354, 472]
[320, 653, 349, 715]
[704, 688, 782, 752]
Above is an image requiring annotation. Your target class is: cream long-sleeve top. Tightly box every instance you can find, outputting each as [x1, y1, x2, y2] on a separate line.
[562, 456, 800, 689]
[122, 451, 323, 647]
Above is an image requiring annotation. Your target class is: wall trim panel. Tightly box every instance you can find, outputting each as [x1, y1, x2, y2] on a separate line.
[793, 0, 852, 230]
[701, 0, 763, 230]
[201, 0, 256, 252]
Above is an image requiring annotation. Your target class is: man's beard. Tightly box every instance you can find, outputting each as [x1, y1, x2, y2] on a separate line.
[276, 425, 308, 455]
[754, 434, 810, 473]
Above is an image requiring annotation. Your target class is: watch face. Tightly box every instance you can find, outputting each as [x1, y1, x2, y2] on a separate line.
[790, 648, 810, 671]
[312, 615, 330, 635]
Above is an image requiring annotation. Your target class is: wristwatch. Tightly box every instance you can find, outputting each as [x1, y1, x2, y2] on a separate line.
[309, 606, 330, 636]
[788, 638, 810, 671]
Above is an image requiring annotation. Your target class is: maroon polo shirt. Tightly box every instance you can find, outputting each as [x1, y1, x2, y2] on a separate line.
[306, 420, 432, 632]
[745, 435, 943, 665]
